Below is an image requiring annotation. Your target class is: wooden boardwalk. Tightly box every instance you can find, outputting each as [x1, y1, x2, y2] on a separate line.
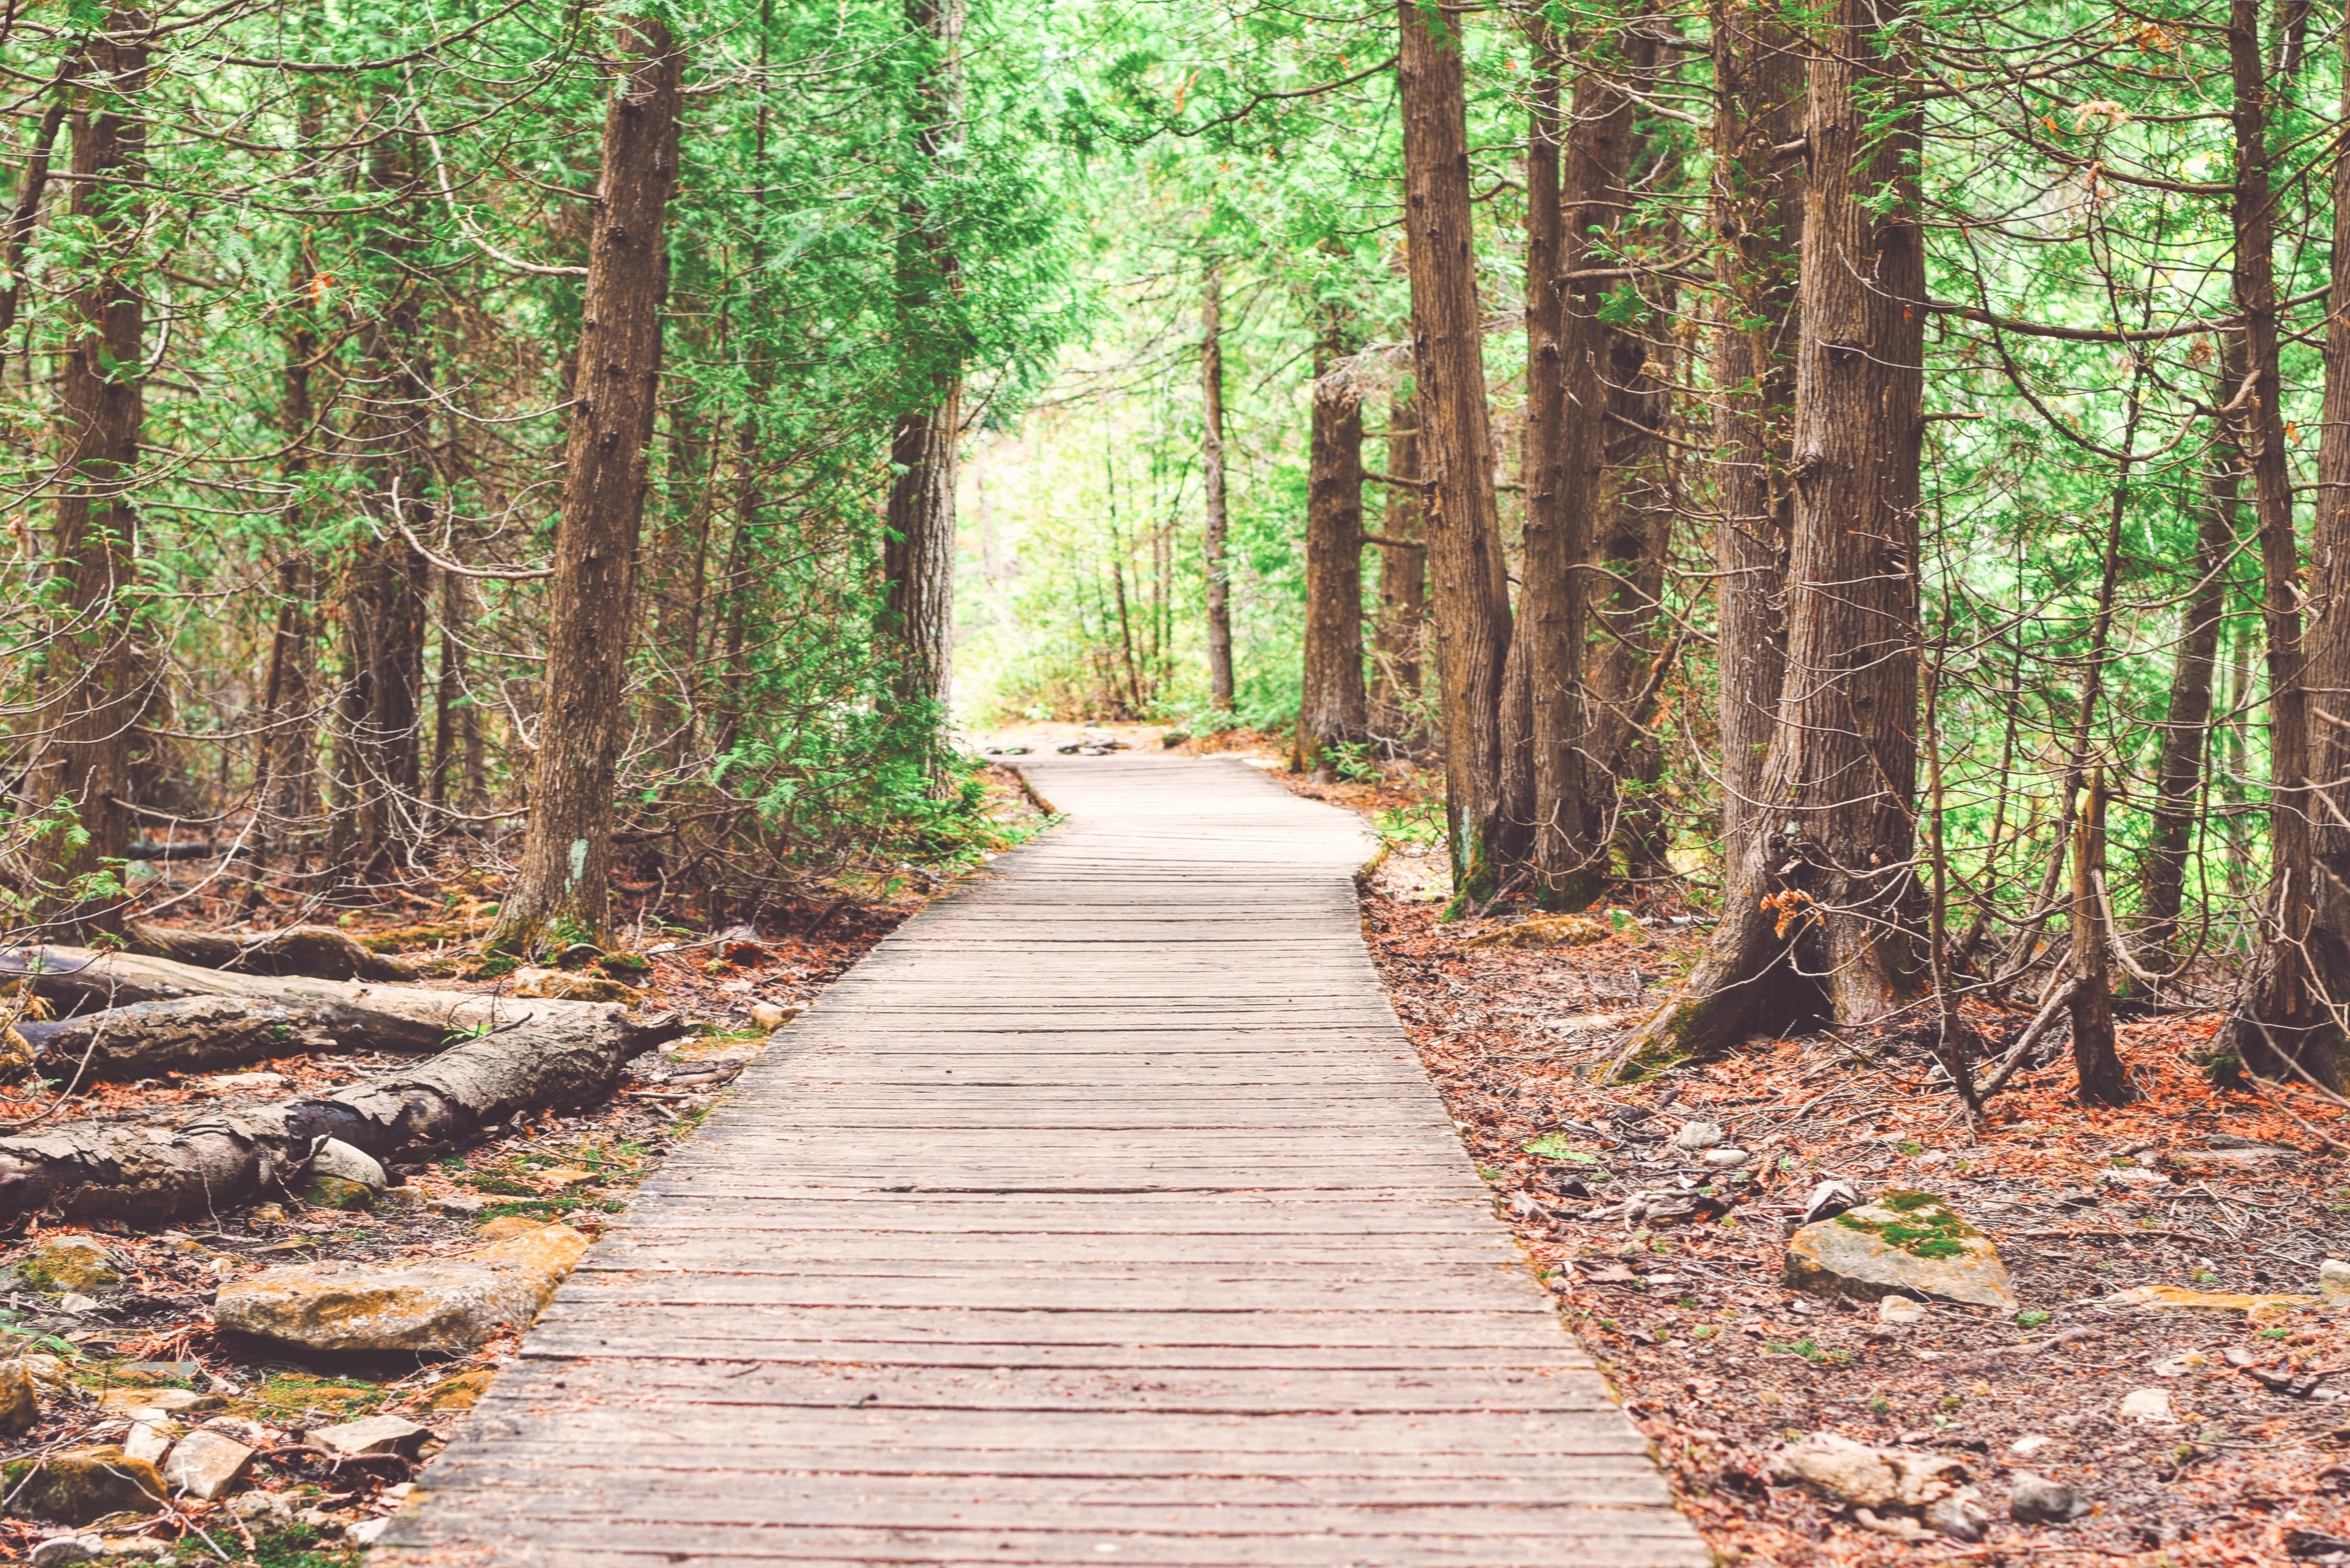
[381, 756, 1704, 1567]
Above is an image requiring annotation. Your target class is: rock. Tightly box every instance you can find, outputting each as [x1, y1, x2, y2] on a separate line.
[431, 1193, 486, 1217]
[1, 1447, 167, 1524]
[0, 1357, 42, 1433]
[19, 1238, 121, 1294]
[309, 1413, 432, 1459]
[97, 1388, 219, 1416]
[2107, 1284, 2316, 1318]
[2321, 1259, 2350, 1301]
[2010, 1472, 2089, 1524]
[1925, 1496, 1989, 1542]
[307, 1139, 387, 1190]
[511, 967, 644, 1006]
[299, 1175, 376, 1212]
[2009, 1433, 2053, 1457]
[120, 1413, 179, 1466]
[422, 1368, 497, 1413]
[0, 1025, 31, 1080]
[2119, 1387, 2173, 1422]
[216, 1221, 588, 1353]
[56, 1293, 98, 1313]
[747, 1002, 801, 1032]
[1785, 1190, 2015, 1308]
[1701, 1147, 1749, 1168]
[2153, 1351, 2207, 1376]
[1771, 1433, 1966, 1512]
[228, 1490, 295, 1525]
[1672, 1121, 1725, 1152]
[112, 1361, 199, 1386]
[347, 1518, 389, 1547]
[160, 1429, 251, 1500]
[31, 1538, 103, 1567]
[1460, 913, 1614, 950]
[1803, 1178, 1860, 1224]
[248, 1203, 286, 1226]
[1877, 1294, 1930, 1327]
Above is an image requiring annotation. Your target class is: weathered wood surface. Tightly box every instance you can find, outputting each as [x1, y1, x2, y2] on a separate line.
[381, 756, 1703, 1567]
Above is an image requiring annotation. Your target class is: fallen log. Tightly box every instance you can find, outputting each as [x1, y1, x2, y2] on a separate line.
[0, 995, 684, 1225]
[16, 997, 337, 1080]
[4, 946, 434, 1029]
[124, 923, 414, 983]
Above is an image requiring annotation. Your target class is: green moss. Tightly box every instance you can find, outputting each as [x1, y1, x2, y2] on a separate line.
[1835, 1191, 1979, 1260]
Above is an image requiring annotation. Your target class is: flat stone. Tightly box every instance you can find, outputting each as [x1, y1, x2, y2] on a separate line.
[1, 1447, 167, 1524]
[2119, 1387, 2173, 1422]
[1877, 1294, 1930, 1327]
[309, 1413, 431, 1459]
[97, 1388, 220, 1417]
[1769, 1433, 1965, 1511]
[1785, 1191, 2015, 1308]
[2107, 1284, 2317, 1318]
[161, 1429, 252, 1500]
[112, 1361, 199, 1386]
[1700, 1147, 1748, 1168]
[1672, 1121, 1724, 1152]
[120, 1413, 179, 1466]
[216, 1222, 588, 1353]
[0, 1357, 42, 1433]
[19, 1239, 121, 1295]
[31, 1539, 103, 1567]
[2009, 1434, 2054, 1457]
[2321, 1259, 2350, 1301]
[55, 1293, 98, 1313]
[430, 1193, 486, 1217]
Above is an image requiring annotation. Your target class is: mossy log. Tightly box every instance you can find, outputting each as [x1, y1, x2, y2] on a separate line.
[124, 923, 414, 983]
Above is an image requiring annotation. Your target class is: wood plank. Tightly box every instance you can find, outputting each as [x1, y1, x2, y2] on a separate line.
[376, 756, 1701, 1568]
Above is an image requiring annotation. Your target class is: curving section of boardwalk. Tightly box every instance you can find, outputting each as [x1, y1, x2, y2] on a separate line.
[380, 755, 1705, 1567]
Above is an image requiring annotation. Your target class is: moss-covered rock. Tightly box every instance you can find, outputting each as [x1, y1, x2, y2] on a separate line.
[2, 1446, 165, 1524]
[18, 1238, 122, 1295]
[1785, 1190, 2015, 1308]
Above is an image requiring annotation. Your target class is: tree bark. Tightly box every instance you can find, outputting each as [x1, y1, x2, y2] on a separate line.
[881, 0, 966, 713]
[1200, 265, 1236, 711]
[1708, 0, 1803, 868]
[1612, 0, 1924, 1067]
[121, 924, 413, 983]
[1510, 22, 1596, 902]
[2299, 15, 2350, 1073]
[1299, 305, 1368, 766]
[0, 962, 681, 1225]
[490, 19, 684, 954]
[2140, 460, 2238, 953]
[1370, 388, 1427, 736]
[2068, 771, 2130, 1103]
[28, 17, 149, 935]
[330, 120, 433, 887]
[0, 53, 75, 368]
[1399, 0, 1512, 896]
[2214, 0, 2337, 1082]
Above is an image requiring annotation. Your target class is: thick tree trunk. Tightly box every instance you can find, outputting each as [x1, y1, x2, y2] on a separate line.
[1398, 0, 1512, 896]
[28, 18, 149, 935]
[2299, 20, 2350, 1073]
[0, 961, 681, 1225]
[1299, 308, 1368, 766]
[1200, 267, 1236, 711]
[881, 0, 966, 713]
[1709, 0, 1803, 869]
[490, 20, 684, 954]
[2214, 0, 2339, 1082]
[2140, 463, 2238, 952]
[1614, 0, 1924, 1068]
[1370, 389, 1427, 736]
[1511, 26, 1595, 903]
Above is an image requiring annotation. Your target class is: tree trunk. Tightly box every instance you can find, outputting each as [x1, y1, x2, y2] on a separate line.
[1613, 0, 1924, 1068]
[2299, 16, 2350, 1071]
[331, 121, 433, 887]
[490, 19, 684, 955]
[2069, 771, 2130, 1103]
[1709, 0, 1803, 869]
[881, 0, 966, 713]
[0, 954, 682, 1225]
[29, 17, 149, 935]
[2214, 0, 2337, 1083]
[1200, 266, 1236, 711]
[1511, 24, 1595, 903]
[1370, 388, 1426, 737]
[2140, 460, 2238, 952]
[1399, 0, 1512, 897]
[0, 53, 75, 368]
[1299, 306, 1368, 766]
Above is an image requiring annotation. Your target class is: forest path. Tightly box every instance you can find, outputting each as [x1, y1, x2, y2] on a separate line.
[378, 754, 1703, 1567]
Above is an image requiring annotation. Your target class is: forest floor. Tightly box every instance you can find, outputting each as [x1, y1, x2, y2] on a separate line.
[0, 768, 1050, 1565]
[1273, 761, 2350, 1568]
